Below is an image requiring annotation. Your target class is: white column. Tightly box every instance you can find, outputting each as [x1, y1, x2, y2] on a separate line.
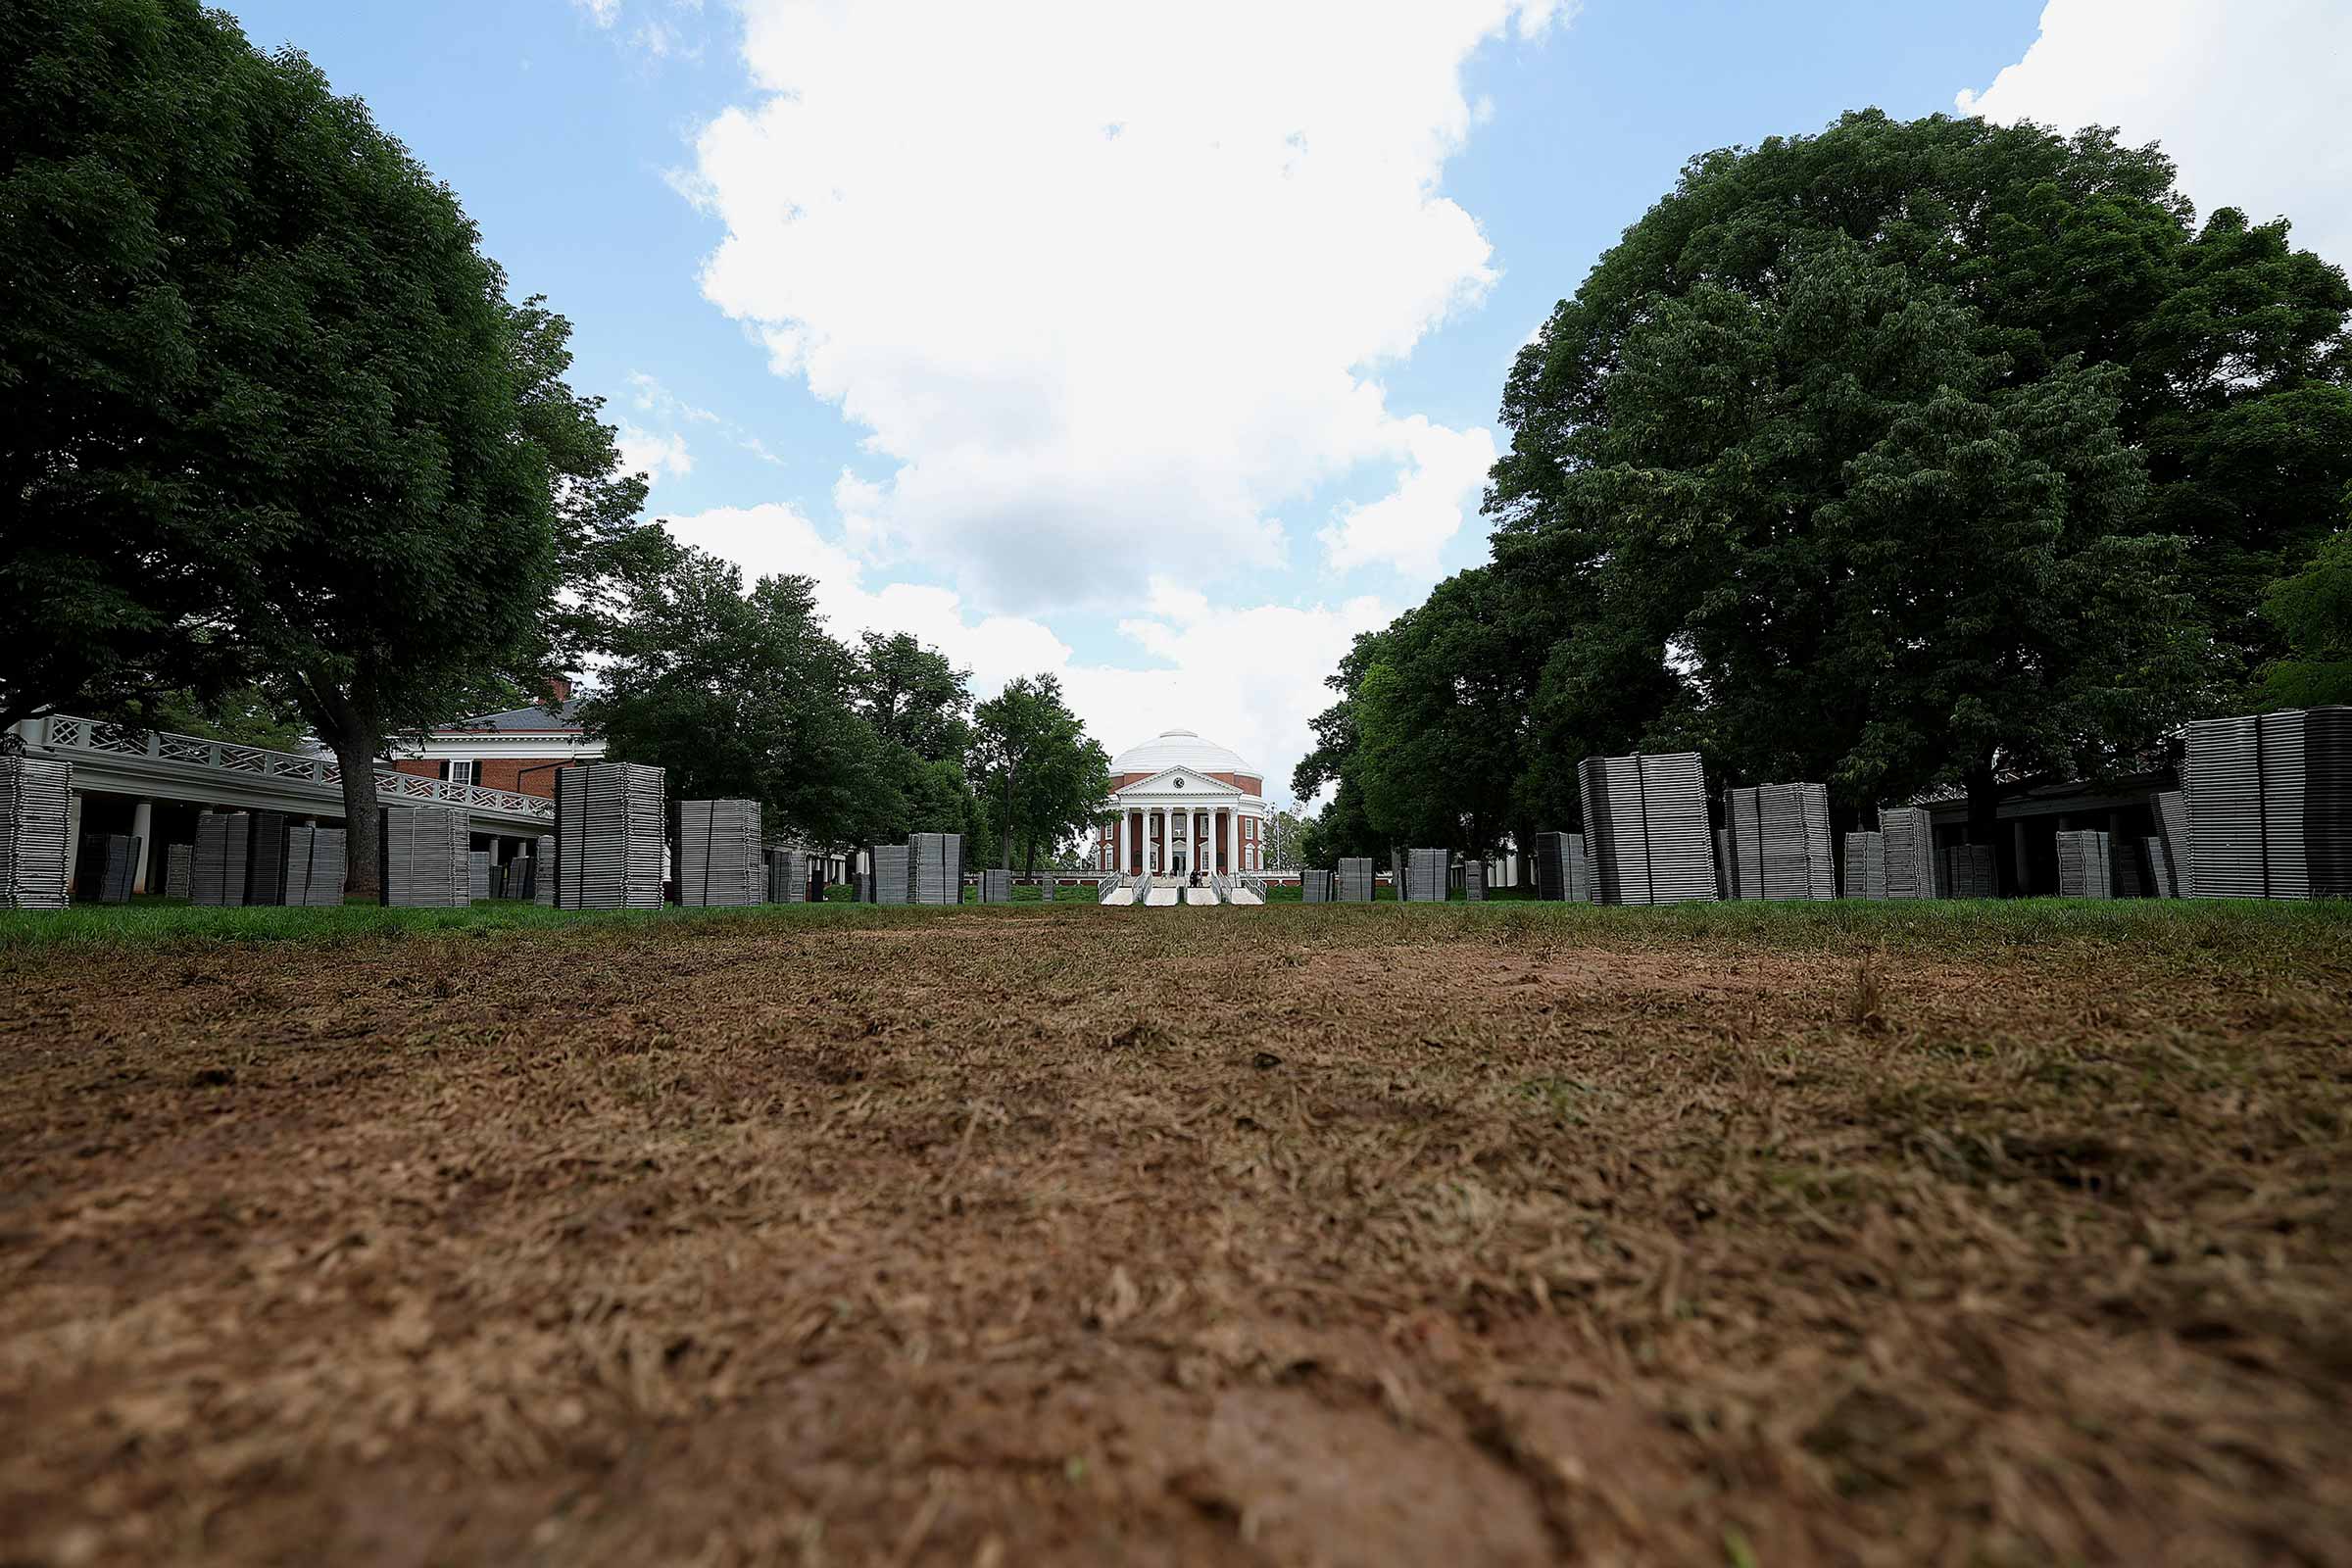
[1128, 808, 1141, 874]
[1225, 808, 1237, 876]
[130, 799, 154, 893]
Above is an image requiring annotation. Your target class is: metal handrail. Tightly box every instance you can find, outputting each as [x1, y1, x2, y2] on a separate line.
[29, 714, 555, 822]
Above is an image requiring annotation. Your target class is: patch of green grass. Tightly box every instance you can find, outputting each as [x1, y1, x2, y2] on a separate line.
[0, 898, 910, 953]
[5, 892, 2343, 964]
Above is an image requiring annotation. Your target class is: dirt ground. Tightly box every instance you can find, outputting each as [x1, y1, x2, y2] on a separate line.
[2, 902, 2348, 1567]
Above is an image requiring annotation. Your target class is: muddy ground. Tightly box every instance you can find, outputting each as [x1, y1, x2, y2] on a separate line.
[1, 901, 2348, 1566]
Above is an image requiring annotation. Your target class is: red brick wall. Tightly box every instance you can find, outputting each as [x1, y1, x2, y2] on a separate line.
[392, 760, 438, 781]
[479, 758, 566, 798]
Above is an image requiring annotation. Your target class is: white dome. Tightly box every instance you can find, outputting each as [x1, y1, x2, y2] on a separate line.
[1112, 727, 1257, 779]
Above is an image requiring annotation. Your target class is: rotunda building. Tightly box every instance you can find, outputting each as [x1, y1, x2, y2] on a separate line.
[1097, 729, 1267, 875]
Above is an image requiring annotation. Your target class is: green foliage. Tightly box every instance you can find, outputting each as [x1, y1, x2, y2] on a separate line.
[2262, 514, 2352, 707]
[581, 549, 888, 849]
[1, 0, 655, 899]
[1308, 109, 2348, 861]
[1, 0, 270, 724]
[1351, 566, 1546, 854]
[850, 631, 973, 763]
[140, 683, 312, 751]
[972, 674, 1110, 873]
[1258, 803, 1310, 870]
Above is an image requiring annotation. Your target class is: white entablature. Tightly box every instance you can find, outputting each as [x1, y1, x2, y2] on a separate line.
[1115, 764, 1245, 805]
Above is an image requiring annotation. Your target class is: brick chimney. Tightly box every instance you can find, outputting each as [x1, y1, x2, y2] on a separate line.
[545, 675, 574, 705]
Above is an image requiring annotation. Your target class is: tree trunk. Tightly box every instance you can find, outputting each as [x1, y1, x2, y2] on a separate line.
[1963, 760, 2002, 897]
[301, 672, 383, 903]
[326, 726, 384, 904]
[1001, 760, 1018, 872]
[1022, 838, 1036, 878]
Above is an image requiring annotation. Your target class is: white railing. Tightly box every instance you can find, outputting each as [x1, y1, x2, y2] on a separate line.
[32, 715, 554, 823]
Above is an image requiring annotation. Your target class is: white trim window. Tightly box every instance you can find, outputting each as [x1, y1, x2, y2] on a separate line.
[447, 760, 477, 786]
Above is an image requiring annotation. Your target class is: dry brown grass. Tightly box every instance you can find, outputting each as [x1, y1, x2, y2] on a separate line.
[1, 901, 2348, 1566]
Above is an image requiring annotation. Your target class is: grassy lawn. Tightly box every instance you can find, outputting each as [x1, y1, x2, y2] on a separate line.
[1, 898, 2346, 1565]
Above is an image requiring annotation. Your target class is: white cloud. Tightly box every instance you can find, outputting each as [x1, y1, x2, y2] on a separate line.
[1317, 416, 1496, 574]
[573, 0, 706, 60]
[616, 423, 694, 486]
[1959, 0, 2352, 270]
[662, 502, 1383, 793]
[684, 0, 1549, 611]
[627, 371, 785, 466]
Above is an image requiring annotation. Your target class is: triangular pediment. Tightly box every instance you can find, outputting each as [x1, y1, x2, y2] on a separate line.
[1114, 764, 1243, 798]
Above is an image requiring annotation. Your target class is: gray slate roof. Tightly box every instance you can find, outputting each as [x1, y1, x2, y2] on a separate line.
[438, 699, 584, 734]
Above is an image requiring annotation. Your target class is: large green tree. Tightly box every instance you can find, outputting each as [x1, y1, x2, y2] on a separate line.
[581, 548, 886, 853]
[850, 632, 972, 763]
[1349, 566, 1548, 863]
[971, 674, 1110, 875]
[847, 630, 984, 844]
[2, 0, 267, 726]
[1495, 111, 2348, 689]
[1471, 110, 2346, 878]
[3, 1, 653, 896]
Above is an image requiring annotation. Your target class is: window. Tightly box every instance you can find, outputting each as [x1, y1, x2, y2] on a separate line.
[446, 760, 477, 786]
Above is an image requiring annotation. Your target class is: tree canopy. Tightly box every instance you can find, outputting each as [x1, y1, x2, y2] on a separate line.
[972, 675, 1111, 874]
[582, 549, 893, 851]
[2262, 513, 2352, 709]
[2, 0, 657, 895]
[1302, 110, 2349, 882]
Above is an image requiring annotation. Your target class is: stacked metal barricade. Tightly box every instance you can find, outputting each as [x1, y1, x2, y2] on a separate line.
[765, 848, 809, 904]
[2144, 835, 2176, 897]
[243, 811, 289, 906]
[1462, 861, 1486, 902]
[980, 868, 1012, 904]
[1577, 753, 1717, 906]
[164, 843, 192, 900]
[2153, 791, 2191, 897]
[77, 834, 140, 904]
[1533, 831, 1592, 903]
[868, 844, 910, 905]
[674, 799, 762, 906]
[1880, 807, 1938, 900]
[1335, 857, 1374, 903]
[1839, 831, 1887, 900]
[1400, 848, 1447, 903]
[533, 833, 557, 906]
[1300, 869, 1333, 903]
[2110, 837, 2148, 899]
[468, 850, 493, 904]
[556, 762, 665, 909]
[1721, 783, 1836, 901]
[908, 832, 963, 906]
[1944, 844, 1997, 899]
[0, 754, 71, 909]
[282, 827, 348, 906]
[383, 806, 469, 907]
[2183, 708, 2349, 899]
[191, 812, 251, 907]
[2055, 830, 2113, 899]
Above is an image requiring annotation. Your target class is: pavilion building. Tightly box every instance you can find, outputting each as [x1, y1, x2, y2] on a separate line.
[1097, 728, 1266, 876]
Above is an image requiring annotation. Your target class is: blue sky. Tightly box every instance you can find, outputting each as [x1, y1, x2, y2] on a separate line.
[213, 0, 2349, 792]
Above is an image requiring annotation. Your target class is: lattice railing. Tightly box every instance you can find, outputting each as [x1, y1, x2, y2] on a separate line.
[30, 715, 553, 822]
